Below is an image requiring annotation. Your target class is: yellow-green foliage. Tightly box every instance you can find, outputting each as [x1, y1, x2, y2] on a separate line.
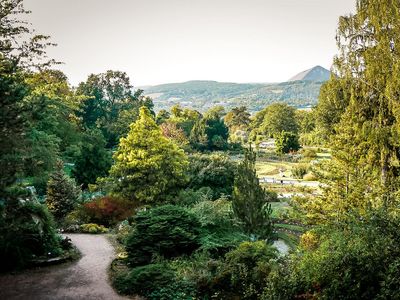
[300, 231, 319, 251]
[80, 223, 108, 234]
[109, 107, 189, 204]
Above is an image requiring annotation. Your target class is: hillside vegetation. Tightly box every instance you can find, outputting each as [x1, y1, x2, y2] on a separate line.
[145, 79, 325, 112]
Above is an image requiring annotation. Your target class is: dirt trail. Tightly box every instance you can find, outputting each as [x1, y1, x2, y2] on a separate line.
[0, 234, 128, 300]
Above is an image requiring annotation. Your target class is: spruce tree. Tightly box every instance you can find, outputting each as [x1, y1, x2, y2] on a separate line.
[109, 106, 189, 204]
[46, 160, 81, 221]
[232, 146, 272, 238]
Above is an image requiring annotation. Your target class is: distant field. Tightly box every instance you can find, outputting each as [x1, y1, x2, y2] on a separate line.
[256, 161, 295, 178]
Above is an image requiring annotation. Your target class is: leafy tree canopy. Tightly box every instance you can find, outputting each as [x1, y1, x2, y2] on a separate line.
[251, 103, 298, 140]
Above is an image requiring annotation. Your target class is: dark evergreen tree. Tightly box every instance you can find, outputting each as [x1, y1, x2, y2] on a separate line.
[232, 146, 273, 238]
[46, 161, 81, 221]
[72, 130, 112, 189]
[0, 58, 27, 196]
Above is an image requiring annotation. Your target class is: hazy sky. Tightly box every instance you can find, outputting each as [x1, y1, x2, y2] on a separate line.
[24, 0, 355, 87]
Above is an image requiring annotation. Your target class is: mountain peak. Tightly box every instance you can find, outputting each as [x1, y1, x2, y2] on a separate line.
[288, 66, 330, 82]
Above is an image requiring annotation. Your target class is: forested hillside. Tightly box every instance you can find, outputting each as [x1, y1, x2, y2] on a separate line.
[144, 76, 326, 112]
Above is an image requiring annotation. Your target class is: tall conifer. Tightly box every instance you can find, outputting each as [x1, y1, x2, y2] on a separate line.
[232, 146, 272, 238]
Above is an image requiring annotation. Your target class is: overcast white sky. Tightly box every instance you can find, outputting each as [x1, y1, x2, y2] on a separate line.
[24, 0, 355, 87]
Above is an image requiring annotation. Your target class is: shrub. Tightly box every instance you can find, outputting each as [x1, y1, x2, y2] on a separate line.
[299, 231, 319, 250]
[303, 172, 317, 181]
[189, 241, 278, 299]
[82, 196, 137, 227]
[63, 208, 89, 227]
[115, 220, 133, 244]
[264, 213, 400, 299]
[291, 164, 309, 179]
[301, 148, 317, 159]
[187, 154, 237, 199]
[191, 199, 234, 229]
[125, 205, 201, 267]
[191, 199, 248, 256]
[80, 223, 108, 234]
[0, 199, 62, 271]
[220, 241, 278, 299]
[113, 263, 196, 299]
[174, 187, 213, 207]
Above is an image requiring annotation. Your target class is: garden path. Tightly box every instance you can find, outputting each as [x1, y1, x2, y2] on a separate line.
[0, 234, 129, 300]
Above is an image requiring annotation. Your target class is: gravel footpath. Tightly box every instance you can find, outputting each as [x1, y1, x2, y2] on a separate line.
[0, 234, 129, 300]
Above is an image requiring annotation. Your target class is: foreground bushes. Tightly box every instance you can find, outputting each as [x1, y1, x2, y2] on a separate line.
[125, 205, 201, 267]
[114, 263, 196, 300]
[0, 199, 62, 271]
[191, 199, 248, 255]
[264, 211, 400, 299]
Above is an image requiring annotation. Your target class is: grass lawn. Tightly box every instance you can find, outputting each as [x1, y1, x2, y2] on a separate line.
[256, 160, 297, 178]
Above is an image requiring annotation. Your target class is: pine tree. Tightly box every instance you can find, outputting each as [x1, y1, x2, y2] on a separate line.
[46, 161, 81, 221]
[232, 146, 273, 238]
[109, 106, 189, 204]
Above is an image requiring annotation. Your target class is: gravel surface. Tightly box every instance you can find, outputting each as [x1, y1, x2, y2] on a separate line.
[0, 234, 128, 300]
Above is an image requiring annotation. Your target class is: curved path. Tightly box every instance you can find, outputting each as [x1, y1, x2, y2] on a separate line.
[0, 234, 129, 300]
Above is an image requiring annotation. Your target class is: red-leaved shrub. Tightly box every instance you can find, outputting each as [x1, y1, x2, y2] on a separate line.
[83, 196, 136, 226]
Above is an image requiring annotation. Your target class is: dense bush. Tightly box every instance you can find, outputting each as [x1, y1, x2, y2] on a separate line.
[174, 187, 213, 207]
[187, 153, 237, 199]
[264, 212, 400, 299]
[191, 199, 248, 255]
[169, 241, 278, 300]
[291, 164, 309, 179]
[0, 199, 62, 271]
[301, 148, 318, 159]
[125, 205, 201, 267]
[82, 196, 137, 226]
[80, 223, 109, 234]
[114, 263, 196, 299]
[218, 241, 278, 299]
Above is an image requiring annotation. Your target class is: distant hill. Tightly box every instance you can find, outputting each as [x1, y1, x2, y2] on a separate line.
[288, 66, 331, 82]
[143, 66, 330, 113]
